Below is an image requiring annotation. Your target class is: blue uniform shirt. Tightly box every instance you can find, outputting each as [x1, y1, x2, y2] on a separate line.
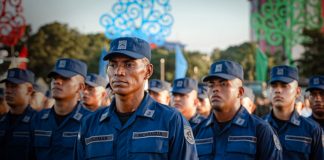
[32, 102, 91, 160]
[0, 106, 36, 160]
[264, 110, 324, 160]
[195, 106, 282, 160]
[309, 115, 324, 130]
[189, 113, 205, 136]
[74, 93, 198, 160]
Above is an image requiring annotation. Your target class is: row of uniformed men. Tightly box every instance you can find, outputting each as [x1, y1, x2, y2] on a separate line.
[0, 36, 323, 160]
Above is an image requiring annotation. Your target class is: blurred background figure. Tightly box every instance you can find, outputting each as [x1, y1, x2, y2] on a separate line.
[197, 83, 211, 117]
[295, 94, 312, 117]
[307, 75, 324, 129]
[30, 83, 47, 111]
[0, 88, 9, 115]
[241, 86, 256, 114]
[102, 83, 114, 107]
[148, 79, 171, 105]
[44, 90, 55, 109]
[83, 73, 108, 111]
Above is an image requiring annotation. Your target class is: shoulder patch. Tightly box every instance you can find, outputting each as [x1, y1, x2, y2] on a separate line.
[273, 134, 282, 150]
[184, 125, 195, 144]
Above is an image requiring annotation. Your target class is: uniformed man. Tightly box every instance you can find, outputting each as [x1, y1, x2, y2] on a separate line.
[32, 58, 91, 160]
[264, 65, 323, 159]
[0, 88, 9, 115]
[195, 60, 282, 159]
[241, 86, 256, 114]
[306, 75, 324, 129]
[83, 73, 109, 111]
[0, 68, 36, 160]
[148, 79, 171, 105]
[171, 77, 205, 132]
[30, 83, 47, 111]
[197, 83, 212, 117]
[74, 37, 198, 160]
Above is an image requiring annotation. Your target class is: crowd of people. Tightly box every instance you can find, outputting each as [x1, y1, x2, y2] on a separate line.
[0, 36, 323, 159]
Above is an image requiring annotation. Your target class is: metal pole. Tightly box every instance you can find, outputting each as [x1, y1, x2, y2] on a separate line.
[160, 58, 165, 81]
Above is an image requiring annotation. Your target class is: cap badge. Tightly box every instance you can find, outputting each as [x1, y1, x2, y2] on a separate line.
[313, 78, 320, 85]
[8, 70, 15, 77]
[215, 64, 222, 72]
[277, 68, 284, 75]
[176, 81, 183, 87]
[117, 40, 127, 50]
[58, 60, 67, 68]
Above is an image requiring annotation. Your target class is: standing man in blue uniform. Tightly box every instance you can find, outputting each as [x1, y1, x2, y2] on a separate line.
[83, 73, 109, 111]
[171, 77, 205, 132]
[74, 37, 198, 160]
[197, 83, 212, 118]
[264, 65, 324, 159]
[306, 75, 324, 129]
[195, 60, 282, 159]
[148, 79, 171, 105]
[0, 68, 36, 160]
[32, 58, 91, 160]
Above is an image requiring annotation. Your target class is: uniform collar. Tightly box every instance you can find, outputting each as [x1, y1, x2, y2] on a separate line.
[267, 109, 301, 126]
[0, 106, 35, 123]
[41, 101, 84, 122]
[203, 106, 248, 127]
[190, 113, 204, 124]
[100, 92, 156, 122]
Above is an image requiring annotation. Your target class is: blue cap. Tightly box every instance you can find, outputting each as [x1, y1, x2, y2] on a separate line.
[103, 37, 151, 61]
[48, 58, 87, 79]
[85, 73, 108, 87]
[172, 78, 198, 94]
[306, 75, 324, 91]
[198, 83, 208, 99]
[269, 65, 299, 84]
[148, 79, 171, 93]
[203, 60, 244, 82]
[0, 68, 35, 84]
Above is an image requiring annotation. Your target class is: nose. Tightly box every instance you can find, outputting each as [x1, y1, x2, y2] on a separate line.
[115, 65, 126, 76]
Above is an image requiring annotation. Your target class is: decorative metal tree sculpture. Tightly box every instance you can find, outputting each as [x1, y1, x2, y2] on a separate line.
[251, 0, 322, 64]
[99, 0, 174, 45]
[0, 0, 26, 46]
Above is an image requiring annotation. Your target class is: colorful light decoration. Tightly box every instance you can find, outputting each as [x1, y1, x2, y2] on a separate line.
[251, 0, 323, 64]
[99, 0, 174, 46]
[0, 0, 26, 46]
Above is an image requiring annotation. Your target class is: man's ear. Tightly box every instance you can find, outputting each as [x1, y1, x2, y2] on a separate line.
[238, 86, 244, 98]
[145, 64, 153, 80]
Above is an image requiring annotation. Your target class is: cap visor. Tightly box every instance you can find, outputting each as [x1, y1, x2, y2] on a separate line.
[85, 81, 98, 87]
[103, 51, 145, 60]
[269, 77, 294, 84]
[148, 87, 163, 93]
[172, 88, 192, 94]
[203, 73, 237, 82]
[306, 86, 324, 92]
[48, 70, 78, 78]
[0, 78, 26, 84]
[198, 94, 208, 99]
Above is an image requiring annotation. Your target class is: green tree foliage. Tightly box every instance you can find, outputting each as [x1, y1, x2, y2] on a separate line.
[210, 42, 257, 80]
[150, 48, 175, 82]
[27, 22, 109, 79]
[184, 51, 211, 82]
[297, 29, 324, 77]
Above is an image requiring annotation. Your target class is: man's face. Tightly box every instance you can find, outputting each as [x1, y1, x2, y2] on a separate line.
[30, 91, 46, 111]
[269, 81, 300, 109]
[309, 89, 324, 117]
[83, 84, 105, 109]
[149, 90, 170, 105]
[241, 97, 254, 114]
[5, 82, 32, 108]
[50, 74, 83, 100]
[171, 91, 197, 120]
[197, 97, 211, 116]
[107, 55, 150, 96]
[206, 78, 242, 112]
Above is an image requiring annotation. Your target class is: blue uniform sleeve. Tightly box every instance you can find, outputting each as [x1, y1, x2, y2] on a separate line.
[310, 125, 324, 160]
[168, 112, 199, 160]
[256, 123, 283, 160]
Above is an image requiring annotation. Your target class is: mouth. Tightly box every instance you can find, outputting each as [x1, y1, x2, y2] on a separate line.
[211, 95, 222, 102]
[273, 96, 283, 101]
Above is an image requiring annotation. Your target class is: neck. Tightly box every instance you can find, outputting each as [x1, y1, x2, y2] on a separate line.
[214, 101, 241, 122]
[115, 90, 145, 113]
[9, 103, 28, 115]
[273, 103, 295, 120]
[54, 98, 78, 116]
[313, 113, 324, 120]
